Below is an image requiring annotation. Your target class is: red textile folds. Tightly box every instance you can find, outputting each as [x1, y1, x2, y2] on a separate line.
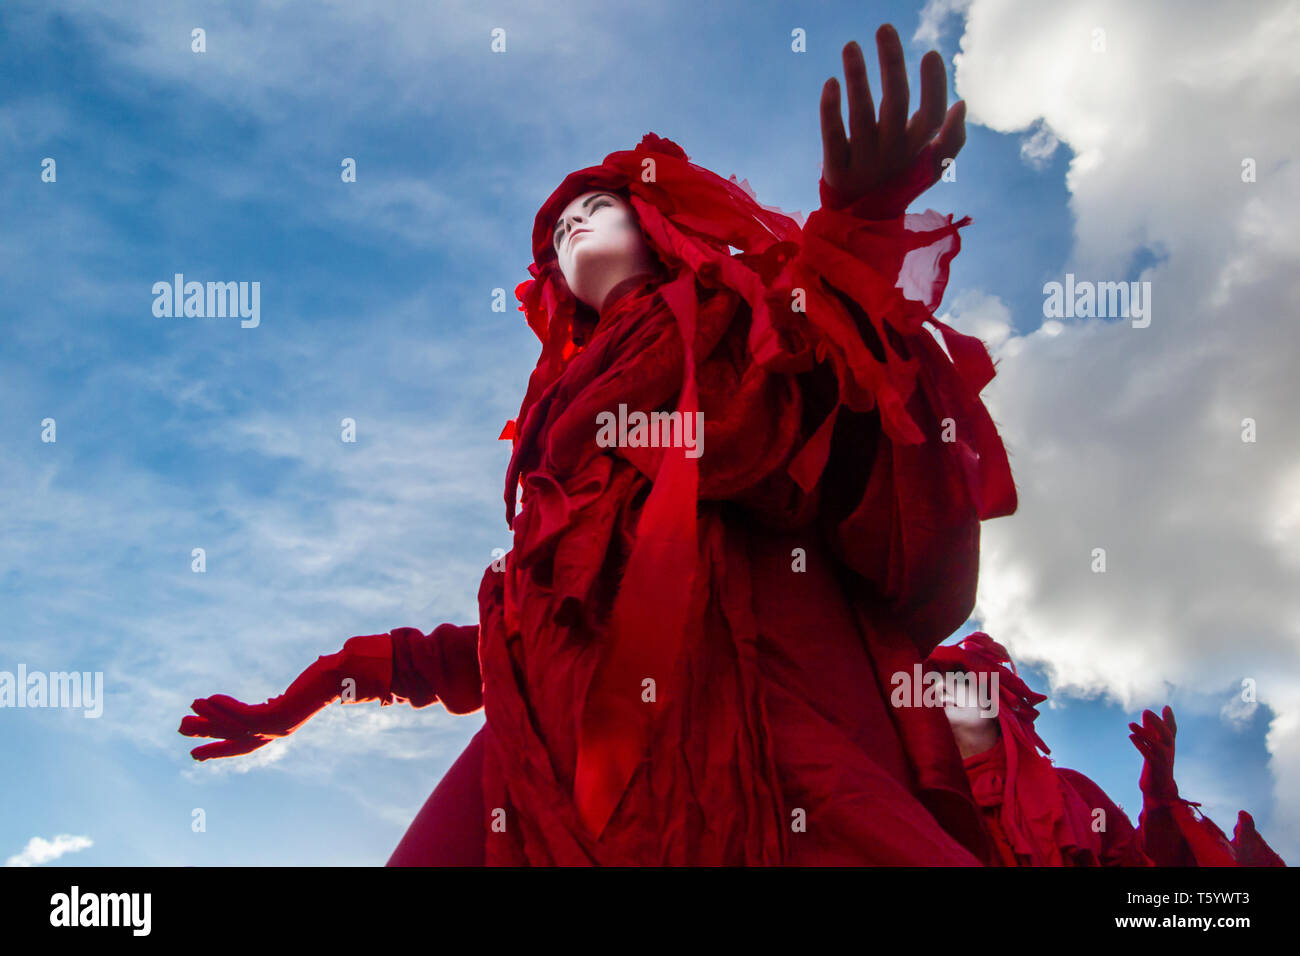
[388, 624, 482, 714]
[459, 132, 1020, 864]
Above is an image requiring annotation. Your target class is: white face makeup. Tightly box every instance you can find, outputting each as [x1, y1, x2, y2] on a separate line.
[551, 190, 658, 310]
[938, 672, 1002, 758]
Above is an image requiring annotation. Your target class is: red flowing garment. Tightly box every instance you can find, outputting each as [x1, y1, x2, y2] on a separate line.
[389, 133, 1019, 865]
[928, 633, 1287, 867]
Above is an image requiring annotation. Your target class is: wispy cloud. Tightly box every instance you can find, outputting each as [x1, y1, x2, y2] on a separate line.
[5, 834, 94, 867]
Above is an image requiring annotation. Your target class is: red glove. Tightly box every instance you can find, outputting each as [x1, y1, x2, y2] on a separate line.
[179, 633, 394, 761]
[1129, 705, 1180, 807]
[819, 142, 946, 220]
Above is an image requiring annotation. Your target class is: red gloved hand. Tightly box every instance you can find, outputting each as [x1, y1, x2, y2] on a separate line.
[1129, 705, 1181, 807]
[179, 633, 394, 761]
[818, 26, 966, 219]
[819, 142, 947, 219]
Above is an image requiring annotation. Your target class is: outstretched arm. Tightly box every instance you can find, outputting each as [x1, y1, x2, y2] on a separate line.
[1130, 706, 1239, 866]
[179, 623, 482, 761]
[781, 26, 1013, 657]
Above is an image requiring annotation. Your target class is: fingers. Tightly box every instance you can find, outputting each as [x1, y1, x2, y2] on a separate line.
[840, 40, 877, 162]
[1142, 708, 1174, 748]
[875, 24, 909, 170]
[1129, 723, 1156, 748]
[190, 735, 272, 761]
[182, 698, 275, 761]
[186, 693, 288, 738]
[1164, 705, 1177, 738]
[1129, 733, 1155, 759]
[189, 696, 258, 737]
[932, 100, 967, 171]
[179, 714, 216, 738]
[906, 49, 948, 155]
[820, 77, 849, 173]
[1141, 711, 1165, 744]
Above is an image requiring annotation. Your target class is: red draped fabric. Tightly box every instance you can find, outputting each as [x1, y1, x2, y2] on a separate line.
[478, 133, 1018, 864]
[396, 132, 1020, 864]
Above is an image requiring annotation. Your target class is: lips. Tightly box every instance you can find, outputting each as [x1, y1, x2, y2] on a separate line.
[566, 229, 592, 249]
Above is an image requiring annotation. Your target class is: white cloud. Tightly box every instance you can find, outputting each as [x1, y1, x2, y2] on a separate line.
[940, 0, 1300, 858]
[914, 0, 974, 47]
[5, 834, 94, 867]
[1019, 121, 1061, 169]
[936, 288, 1013, 349]
[1222, 689, 1259, 730]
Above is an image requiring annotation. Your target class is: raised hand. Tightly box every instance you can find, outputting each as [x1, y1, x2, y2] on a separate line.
[179, 633, 393, 761]
[819, 23, 966, 217]
[1129, 705, 1180, 806]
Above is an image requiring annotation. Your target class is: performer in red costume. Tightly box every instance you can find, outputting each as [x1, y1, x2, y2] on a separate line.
[181, 25, 1021, 865]
[928, 631, 1286, 866]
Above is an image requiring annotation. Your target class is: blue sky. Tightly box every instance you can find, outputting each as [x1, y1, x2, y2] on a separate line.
[1, 0, 1291, 865]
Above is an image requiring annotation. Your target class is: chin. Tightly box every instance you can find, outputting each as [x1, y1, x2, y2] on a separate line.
[568, 255, 628, 300]
[945, 710, 986, 730]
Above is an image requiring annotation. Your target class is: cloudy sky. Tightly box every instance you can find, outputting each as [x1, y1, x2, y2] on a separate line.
[1, 0, 1295, 866]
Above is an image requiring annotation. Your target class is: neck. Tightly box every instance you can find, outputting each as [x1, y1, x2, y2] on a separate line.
[598, 270, 662, 318]
[953, 722, 1002, 760]
[959, 737, 1002, 762]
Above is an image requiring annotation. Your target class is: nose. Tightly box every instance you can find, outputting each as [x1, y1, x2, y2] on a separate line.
[562, 212, 587, 235]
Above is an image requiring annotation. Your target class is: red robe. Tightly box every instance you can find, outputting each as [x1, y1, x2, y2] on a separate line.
[388, 133, 1018, 865]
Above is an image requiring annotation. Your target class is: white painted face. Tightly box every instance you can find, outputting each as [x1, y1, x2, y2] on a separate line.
[938, 671, 1002, 758]
[550, 190, 657, 310]
[942, 691, 992, 731]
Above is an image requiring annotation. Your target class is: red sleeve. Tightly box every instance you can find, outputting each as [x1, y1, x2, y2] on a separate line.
[387, 623, 483, 715]
[1134, 802, 1201, 867]
[1230, 810, 1287, 866]
[607, 184, 1017, 658]
[1055, 768, 1153, 866]
[768, 187, 1017, 655]
[1136, 798, 1241, 867]
[1059, 768, 1270, 867]
[1137, 803, 1287, 867]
